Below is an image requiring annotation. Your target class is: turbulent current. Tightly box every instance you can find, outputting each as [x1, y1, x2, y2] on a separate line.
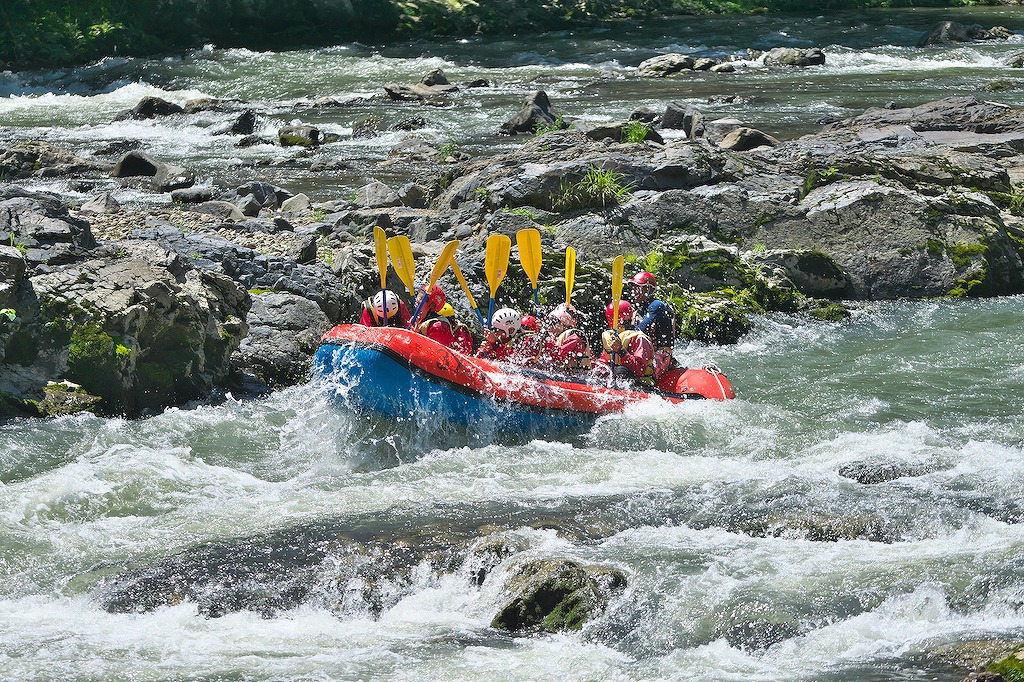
[3, 7, 1024, 682]
[2, 298, 1023, 681]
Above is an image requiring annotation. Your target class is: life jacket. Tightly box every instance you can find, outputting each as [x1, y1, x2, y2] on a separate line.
[417, 317, 455, 347]
[607, 329, 654, 379]
[553, 329, 593, 371]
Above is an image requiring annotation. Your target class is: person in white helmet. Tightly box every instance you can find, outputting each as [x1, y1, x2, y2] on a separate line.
[359, 289, 411, 327]
[475, 307, 521, 361]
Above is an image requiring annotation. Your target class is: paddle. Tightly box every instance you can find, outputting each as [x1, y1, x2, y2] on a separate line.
[609, 255, 625, 385]
[484, 233, 512, 326]
[450, 259, 486, 327]
[373, 226, 389, 326]
[516, 228, 542, 308]
[387, 235, 416, 299]
[564, 246, 576, 307]
[409, 240, 460, 329]
[611, 255, 625, 329]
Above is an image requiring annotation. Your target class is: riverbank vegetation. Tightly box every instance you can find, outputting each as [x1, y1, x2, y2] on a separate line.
[0, 0, 1013, 71]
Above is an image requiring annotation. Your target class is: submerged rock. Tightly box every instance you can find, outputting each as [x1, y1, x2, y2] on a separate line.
[490, 558, 626, 634]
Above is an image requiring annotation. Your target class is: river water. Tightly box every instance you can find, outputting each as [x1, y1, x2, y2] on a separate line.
[3, 8, 1024, 682]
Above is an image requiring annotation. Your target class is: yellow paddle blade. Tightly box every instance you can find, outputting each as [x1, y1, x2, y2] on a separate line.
[450, 259, 479, 311]
[565, 246, 576, 306]
[373, 226, 388, 290]
[427, 240, 460, 289]
[611, 254, 625, 329]
[387, 236, 416, 297]
[485, 234, 512, 298]
[515, 228, 542, 289]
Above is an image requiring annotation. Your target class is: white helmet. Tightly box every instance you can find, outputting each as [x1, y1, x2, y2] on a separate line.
[490, 307, 521, 337]
[372, 290, 400, 321]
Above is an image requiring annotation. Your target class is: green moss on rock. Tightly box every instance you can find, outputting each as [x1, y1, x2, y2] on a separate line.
[807, 302, 852, 322]
[988, 647, 1024, 682]
[66, 322, 127, 409]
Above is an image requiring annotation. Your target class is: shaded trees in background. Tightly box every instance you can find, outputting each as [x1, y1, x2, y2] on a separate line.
[0, 0, 1006, 71]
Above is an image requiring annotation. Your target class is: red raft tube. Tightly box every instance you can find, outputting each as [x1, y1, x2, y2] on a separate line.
[313, 325, 734, 437]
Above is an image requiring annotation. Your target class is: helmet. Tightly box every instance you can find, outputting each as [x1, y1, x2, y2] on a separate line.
[437, 302, 455, 317]
[490, 307, 521, 337]
[606, 300, 633, 327]
[631, 271, 657, 287]
[372, 290, 400, 321]
[425, 284, 446, 313]
[520, 314, 539, 332]
[548, 302, 578, 328]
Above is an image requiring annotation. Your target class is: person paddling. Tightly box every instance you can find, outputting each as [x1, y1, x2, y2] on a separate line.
[475, 307, 521, 361]
[629, 271, 677, 378]
[509, 314, 543, 366]
[360, 289, 411, 327]
[538, 303, 593, 374]
[596, 300, 654, 384]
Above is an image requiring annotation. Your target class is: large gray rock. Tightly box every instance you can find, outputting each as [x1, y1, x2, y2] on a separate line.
[354, 181, 401, 209]
[763, 47, 826, 67]
[827, 96, 1024, 135]
[0, 244, 26, 284]
[278, 125, 322, 147]
[637, 53, 695, 77]
[767, 181, 1023, 299]
[917, 21, 1013, 47]
[236, 293, 329, 387]
[500, 90, 561, 135]
[661, 102, 705, 138]
[0, 189, 96, 270]
[438, 132, 737, 212]
[113, 96, 184, 120]
[748, 249, 853, 299]
[0, 141, 105, 180]
[79, 193, 121, 215]
[383, 68, 459, 101]
[110, 151, 195, 192]
[719, 127, 781, 151]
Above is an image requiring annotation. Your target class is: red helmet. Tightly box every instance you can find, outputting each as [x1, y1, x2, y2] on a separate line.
[425, 284, 446, 312]
[520, 314, 539, 332]
[631, 271, 656, 287]
[606, 300, 633, 327]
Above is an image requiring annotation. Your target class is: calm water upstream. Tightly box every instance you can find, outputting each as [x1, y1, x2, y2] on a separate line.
[3, 8, 1024, 682]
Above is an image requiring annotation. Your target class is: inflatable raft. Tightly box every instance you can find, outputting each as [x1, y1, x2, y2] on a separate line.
[313, 324, 735, 437]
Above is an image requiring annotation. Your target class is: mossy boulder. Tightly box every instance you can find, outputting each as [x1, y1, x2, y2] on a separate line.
[37, 380, 101, 416]
[3, 245, 249, 417]
[491, 558, 626, 635]
[675, 295, 754, 345]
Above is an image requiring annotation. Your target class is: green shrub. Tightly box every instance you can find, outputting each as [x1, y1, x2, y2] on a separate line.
[552, 166, 632, 211]
[621, 120, 651, 143]
[534, 116, 566, 135]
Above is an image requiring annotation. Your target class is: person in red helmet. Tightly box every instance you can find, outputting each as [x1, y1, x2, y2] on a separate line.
[410, 283, 448, 328]
[629, 271, 677, 378]
[596, 299, 654, 383]
[538, 302, 593, 373]
[359, 289, 412, 327]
